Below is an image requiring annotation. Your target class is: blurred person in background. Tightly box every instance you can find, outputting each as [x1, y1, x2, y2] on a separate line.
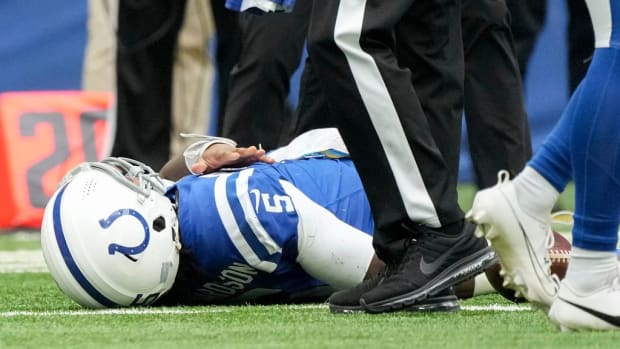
[82, 0, 236, 171]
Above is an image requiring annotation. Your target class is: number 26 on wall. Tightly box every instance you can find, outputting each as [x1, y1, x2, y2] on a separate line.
[19, 110, 108, 209]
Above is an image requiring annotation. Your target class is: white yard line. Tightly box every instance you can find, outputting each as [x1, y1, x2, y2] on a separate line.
[0, 308, 231, 317]
[2, 230, 41, 240]
[0, 303, 531, 317]
[0, 250, 47, 273]
[461, 304, 532, 312]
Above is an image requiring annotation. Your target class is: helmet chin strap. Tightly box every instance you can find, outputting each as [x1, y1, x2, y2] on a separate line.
[173, 223, 182, 251]
[171, 189, 182, 251]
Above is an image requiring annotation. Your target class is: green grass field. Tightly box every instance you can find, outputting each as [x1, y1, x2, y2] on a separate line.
[4, 183, 619, 349]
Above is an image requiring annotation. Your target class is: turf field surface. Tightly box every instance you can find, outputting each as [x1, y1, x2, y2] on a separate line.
[6, 183, 618, 349]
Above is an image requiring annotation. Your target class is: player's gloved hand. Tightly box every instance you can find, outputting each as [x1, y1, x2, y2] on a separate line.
[191, 143, 274, 174]
[182, 134, 275, 174]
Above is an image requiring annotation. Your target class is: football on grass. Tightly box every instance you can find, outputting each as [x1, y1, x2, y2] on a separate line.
[485, 231, 571, 303]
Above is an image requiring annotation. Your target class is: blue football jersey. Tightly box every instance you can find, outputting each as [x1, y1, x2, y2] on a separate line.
[166, 157, 374, 303]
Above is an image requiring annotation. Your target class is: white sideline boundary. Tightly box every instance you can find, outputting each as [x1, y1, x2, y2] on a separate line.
[0, 250, 47, 273]
[0, 304, 532, 317]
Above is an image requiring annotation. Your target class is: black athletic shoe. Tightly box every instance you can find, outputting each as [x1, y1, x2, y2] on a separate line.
[360, 221, 497, 314]
[328, 265, 392, 313]
[403, 287, 460, 312]
[329, 270, 460, 313]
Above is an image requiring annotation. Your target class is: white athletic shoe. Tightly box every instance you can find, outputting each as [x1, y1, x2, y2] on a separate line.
[549, 277, 620, 331]
[465, 170, 559, 309]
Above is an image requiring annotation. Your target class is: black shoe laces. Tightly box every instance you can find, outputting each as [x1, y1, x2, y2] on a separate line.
[395, 237, 424, 274]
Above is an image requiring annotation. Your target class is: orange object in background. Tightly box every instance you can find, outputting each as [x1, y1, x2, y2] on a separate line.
[0, 91, 113, 230]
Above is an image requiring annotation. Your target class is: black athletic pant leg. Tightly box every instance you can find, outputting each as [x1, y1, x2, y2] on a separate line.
[505, 0, 547, 79]
[395, 0, 466, 198]
[462, 0, 532, 189]
[113, 0, 187, 171]
[307, 0, 465, 262]
[220, 0, 311, 149]
[567, 0, 594, 93]
[288, 56, 335, 138]
[211, 0, 242, 136]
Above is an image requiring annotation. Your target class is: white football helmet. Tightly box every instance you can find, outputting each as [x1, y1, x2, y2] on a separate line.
[41, 157, 181, 308]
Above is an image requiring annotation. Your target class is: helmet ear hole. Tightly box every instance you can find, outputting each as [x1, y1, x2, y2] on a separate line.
[152, 216, 166, 232]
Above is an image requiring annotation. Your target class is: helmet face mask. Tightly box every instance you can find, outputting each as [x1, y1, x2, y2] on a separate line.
[41, 158, 181, 308]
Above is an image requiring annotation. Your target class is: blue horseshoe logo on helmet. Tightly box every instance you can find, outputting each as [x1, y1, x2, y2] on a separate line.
[99, 209, 150, 261]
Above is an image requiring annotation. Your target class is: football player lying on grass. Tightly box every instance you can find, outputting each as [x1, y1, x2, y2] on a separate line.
[41, 128, 493, 310]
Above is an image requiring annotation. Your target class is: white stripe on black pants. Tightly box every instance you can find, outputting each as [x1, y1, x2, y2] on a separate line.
[307, 0, 465, 262]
